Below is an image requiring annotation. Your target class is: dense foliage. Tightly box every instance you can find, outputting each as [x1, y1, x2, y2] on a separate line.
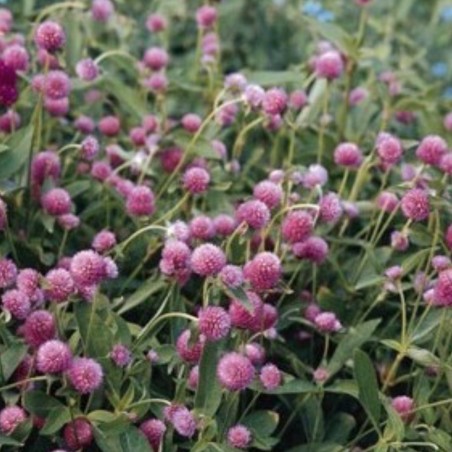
[0, 0, 452, 451]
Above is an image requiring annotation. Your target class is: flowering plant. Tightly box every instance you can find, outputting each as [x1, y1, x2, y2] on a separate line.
[0, 1, 451, 451]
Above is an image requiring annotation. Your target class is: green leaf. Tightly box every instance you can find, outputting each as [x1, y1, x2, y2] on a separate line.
[0, 435, 23, 447]
[65, 180, 91, 198]
[23, 391, 67, 418]
[243, 410, 279, 437]
[244, 70, 304, 86]
[327, 319, 381, 377]
[354, 350, 381, 432]
[325, 380, 359, 399]
[287, 444, 343, 452]
[171, 131, 222, 160]
[261, 378, 316, 395]
[382, 401, 405, 443]
[411, 310, 448, 344]
[406, 346, 440, 368]
[195, 341, 223, 417]
[0, 124, 34, 179]
[94, 425, 152, 452]
[40, 407, 71, 436]
[325, 413, 356, 443]
[0, 342, 27, 383]
[118, 278, 166, 315]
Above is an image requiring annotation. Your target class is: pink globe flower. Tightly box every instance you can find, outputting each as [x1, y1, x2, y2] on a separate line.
[145, 73, 168, 93]
[41, 188, 71, 216]
[348, 86, 369, 106]
[262, 87, 288, 115]
[3, 44, 29, 72]
[446, 225, 452, 251]
[64, 418, 93, 450]
[140, 419, 166, 451]
[0, 258, 17, 288]
[76, 58, 99, 81]
[319, 192, 343, 224]
[334, 142, 363, 168]
[67, 357, 103, 394]
[181, 113, 202, 133]
[391, 396, 415, 423]
[416, 135, 447, 166]
[443, 112, 452, 131]
[190, 215, 215, 240]
[243, 252, 282, 291]
[433, 268, 452, 306]
[213, 214, 236, 236]
[126, 185, 155, 217]
[219, 265, 244, 288]
[315, 50, 344, 80]
[244, 84, 265, 109]
[23, 310, 56, 347]
[31, 151, 60, 186]
[314, 312, 342, 332]
[440, 153, 452, 175]
[91, 0, 114, 22]
[289, 89, 308, 110]
[2, 289, 31, 319]
[17, 268, 41, 302]
[57, 213, 80, 231]
[391, 231, 409, 251]
[400, 189, 430, 221]
[313, 367, 330, 383]
[143, 47, 169, 71]
[376, 191, 399, 213]
[43, 70, 71, 100]
[243, 342, 266, 365]
[183, 167, 210, 194]
[45, 268, 75, 302]
[91, 161, 112, 181]
[92, 230, 116, 253]
[110, 344, 132, 367]
[176, 329, 205, 364]
[44, 97, 69, 117]
[253, 180, 283, 209]
[376, 133, 403, 165]
[160, 239, 191, 284]
[171, 406, 197, 438]
[229, 291, 264, 331]
[198, 306, 231, 341]
[235, 200, 270, 230]
[217, 352, 255, 391]
[34, 21, 66, 53]
[98, 115, 120, 136]
[281, 210, 313, 244]
[146, 13, 168, 33]
[260, 363, 282, 390]
[0, 110, 21, 134]
[36, 340, 72, 374]
[292, 236, 329, 264]
[0, 406, 27, 435]
[431, 255, 450, 272]
[0, 8, 13, 34]
[191, 243, 226, 276]
[227, 425, 252, 449]
[196, 5, 217, 29]
[302, 164, 328, 188]
[70, 250, 107, 286]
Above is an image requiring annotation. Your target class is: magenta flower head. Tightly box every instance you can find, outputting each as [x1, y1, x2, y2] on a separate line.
[227, 424, 252, 449]
[0, 59, 18, 107]
[170, 406, 197, 438]
[188, 365, 199, 390]
[160, 239, 191, 284]
[92, 230, 116, 253]
[235, 200, 270, 230]
[143, 47, 169, 71]
[3, 45, 29, 73]
[91, 0, 114, 22]
[348, 86, 369, 106]
[262, 87, 288, 115]
[36, 339, 72, 374]
[229, 291, 264, 331]
[213, 214, 236, 237]
[189, 215, 215, 240]
[292, 236, 329, 264]
[244, 84, 265, 109]
[315, 50, 344, 80]
[334, 142, 363, 168]
[313, 367, 330, 383]
[446, 225, 452, 251]
[45, 268, 75, 302]
[176, 329, 205, 364]
[0, 258, 17, 288]
[314, 312, 342, 333]
[70, 250, 107, 286]
[260, 363, 282, 390]
[23, 310, 56, 347]
[253, 180, 283, 209]
[196, 5, 217, 29]
[43, 70, 71, 100]
[376, 191, 399, 213]
[81, 136, 100, 162]
[302, 164, 328, 188]
[431, 255, 450, 272]
[91, 161, 112, 181]
[146, 13, 167, 33]
[64, 418, 93, 450]
[181, 113, 202, 133]
[443, 112, 452, 131]
[243, 252, 282, 291]
[183, 167, 210, 194]
[191, 243, 226, 277]
[41, 188, 71, 216]
[2, 289, 31, 319]
[126, 185, 155, 217]
[0, 406, 27, 435]
[319, 192, 343, 224]
[57, 213, 80, 231]
[0, 8, 13, 34]
[198, 306, 231, 341]
[281, 210, 313, 244]
[34, 21, 65, 53]
[289, 89, 308, 110]
[433, 268, 452, 306]
[376, 133, 403, 165]
[31, 151, 61, 186]
[44, 97, 69, 117]
[110, 344, 132, 367]
[440, 153, 452, 175]
[401, 189, 430, 222]
[219, 264, 244, 288]
[140, 418, 166, 451]
[17, 268, 40, 301]
[416, 135, 447, 166]
[217, 352, 255, 391]
[75, 58, 99, 82]
[391, 230, 409, 251]
[145, 72, 168, 93]
[67, 357, 103, 394]
[98, 115, 120, 136]
[391, 396, 415, 423]
[0, 110, 21, 134]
